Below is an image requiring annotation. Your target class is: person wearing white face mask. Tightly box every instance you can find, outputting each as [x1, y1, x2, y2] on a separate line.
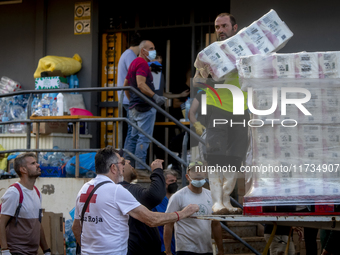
[117, 33, 142, 166]
[123, 40, 167, 171]
[164, 162, 224, 255]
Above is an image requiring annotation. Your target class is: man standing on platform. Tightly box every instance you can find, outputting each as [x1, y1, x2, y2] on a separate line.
[117, 32, 142, 156]
[193, 13, 248, 215]
[124, 40, 167, 170]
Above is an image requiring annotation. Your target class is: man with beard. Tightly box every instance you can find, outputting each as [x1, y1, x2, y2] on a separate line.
[72, 147, 199, 255]
[0, 152, 50, 255]
[193, 13, 248, 215]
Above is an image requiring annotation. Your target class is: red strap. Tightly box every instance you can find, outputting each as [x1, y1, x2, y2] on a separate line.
[33, 186, 40, 198]
[0, 183, 40, 226]
[10, 183, 23, 204]
[0, 183, 23, 212]
[9, 184, 40, 201]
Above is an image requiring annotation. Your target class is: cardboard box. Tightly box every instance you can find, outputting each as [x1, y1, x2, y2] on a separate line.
[38, 210, 64, 255]
[33, 122, 68, 134]
[35, 76, 69, 90]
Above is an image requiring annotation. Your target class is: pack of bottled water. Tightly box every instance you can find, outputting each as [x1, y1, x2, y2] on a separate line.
[39, 146, 72, 168]
[0, 93, 61, 134]
[0, 76, 64, 134]
[0, 76, 21, 94]
[0, 94, 29, 134]
[31, 93, 58, 117]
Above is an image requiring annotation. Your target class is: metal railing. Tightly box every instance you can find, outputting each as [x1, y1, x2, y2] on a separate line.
[0, 86, 260, 254]
[0, 86, 204, 174]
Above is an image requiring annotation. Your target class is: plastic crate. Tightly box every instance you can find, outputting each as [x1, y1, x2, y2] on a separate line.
[40, 166, 66, 177]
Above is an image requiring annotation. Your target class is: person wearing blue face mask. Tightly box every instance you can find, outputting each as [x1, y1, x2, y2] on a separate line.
[164, 162, 224, 255]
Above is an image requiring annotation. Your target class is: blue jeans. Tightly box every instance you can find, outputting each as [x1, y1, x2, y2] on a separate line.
[124, 107, 156, 169]
[123, 104, 132, 152]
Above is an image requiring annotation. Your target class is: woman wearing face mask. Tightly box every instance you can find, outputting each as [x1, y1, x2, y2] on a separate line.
[163, 162, 224, 255]
[153, 169, 178, 255]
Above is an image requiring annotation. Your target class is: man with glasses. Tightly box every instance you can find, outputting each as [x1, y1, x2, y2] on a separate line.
[72, 147, 199, 255]
[164, 162, 224, 255]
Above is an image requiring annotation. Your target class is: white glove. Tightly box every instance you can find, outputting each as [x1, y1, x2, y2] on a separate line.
[152, 94, 167, 106]
[43, 248, 51, 255]
[1, 249, 12, 255]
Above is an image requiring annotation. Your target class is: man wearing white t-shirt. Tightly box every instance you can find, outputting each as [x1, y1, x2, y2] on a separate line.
[72, 147, 199, 255]
[164, 162, 224, 255]
[0, 152, 50, 255]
